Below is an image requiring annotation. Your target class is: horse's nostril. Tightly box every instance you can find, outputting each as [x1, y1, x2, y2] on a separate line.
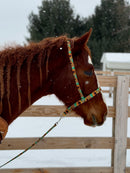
[105, 111, 107, 116]
[92, 112, 107, 126]
[104, 112, 107, 121]
[92, 114, 97, 126]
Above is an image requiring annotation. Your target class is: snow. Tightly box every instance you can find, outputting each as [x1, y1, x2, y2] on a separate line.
[101, 53, 130, 71]
[0, 92, 130, 169]
[101, 53, 130, 63]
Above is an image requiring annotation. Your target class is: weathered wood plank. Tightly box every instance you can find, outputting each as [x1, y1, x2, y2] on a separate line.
[101, 89, 130, 94]
[114, 76, 129, 173]
[128, 138, 130, 148]
[127, 168, 130, 173]
[1, 167, 130, 173]
[96, 71, 112, 75]
[1, 137, 130, 150]
[20, 106, 117, 117]
[97, 75, 117, 87]
[114, 71, 130, 75]
[0, 137, 114, 150]
[0, 167, 113, 173]
[96, 70, 130, 76]
[96, 71, 130, 86]
[108, 106, 115, 117]
[111, 86, 117, 167]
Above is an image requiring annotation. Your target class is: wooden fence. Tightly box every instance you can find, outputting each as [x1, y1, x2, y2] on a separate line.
[0, 74, 130, 173]
[96, 71, 130, 95]
[96, 71, 130, 76]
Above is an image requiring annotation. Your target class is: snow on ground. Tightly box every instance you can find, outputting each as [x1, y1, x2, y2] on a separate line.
[0, 91, 130, 168]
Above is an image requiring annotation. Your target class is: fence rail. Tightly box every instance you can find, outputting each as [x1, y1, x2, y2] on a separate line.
[96, 70, 130, 76]
[0, 74, 130, 173]
[1, 167, 130, 173]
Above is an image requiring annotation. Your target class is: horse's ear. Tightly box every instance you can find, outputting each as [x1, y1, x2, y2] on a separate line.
[75, 28, 92, 46]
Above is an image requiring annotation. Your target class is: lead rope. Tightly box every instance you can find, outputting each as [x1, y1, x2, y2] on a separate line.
[0, 84, 101, 168]
[0, 116, 63, 169]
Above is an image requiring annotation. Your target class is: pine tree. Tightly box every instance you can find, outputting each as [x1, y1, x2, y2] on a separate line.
[86, 0, 130, 68]
[27, 0, 85, 42]
[27, 0, 130, 68]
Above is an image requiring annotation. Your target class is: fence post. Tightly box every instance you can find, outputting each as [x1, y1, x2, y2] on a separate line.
[111, 84, 116, 167]
[114, 76, 129, 173]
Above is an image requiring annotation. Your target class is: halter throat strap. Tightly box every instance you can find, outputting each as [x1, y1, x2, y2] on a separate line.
[63, 40, 101, 115]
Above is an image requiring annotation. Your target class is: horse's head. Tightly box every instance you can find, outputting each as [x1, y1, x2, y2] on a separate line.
[47, 29, 107, 127]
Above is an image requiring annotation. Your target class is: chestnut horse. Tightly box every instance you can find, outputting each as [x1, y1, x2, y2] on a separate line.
[0, 29, 107, 143]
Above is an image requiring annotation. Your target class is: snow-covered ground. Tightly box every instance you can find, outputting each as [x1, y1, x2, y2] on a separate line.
[0, 91, 130, 169]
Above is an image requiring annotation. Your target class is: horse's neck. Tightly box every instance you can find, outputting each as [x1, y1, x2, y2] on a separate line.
[1, 48, 51, 125]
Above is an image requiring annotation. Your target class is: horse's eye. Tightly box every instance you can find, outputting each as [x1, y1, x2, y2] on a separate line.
[84, 71, 93, 77]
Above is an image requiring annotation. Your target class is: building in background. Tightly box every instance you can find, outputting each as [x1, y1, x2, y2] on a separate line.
[101, 53, 130, 72]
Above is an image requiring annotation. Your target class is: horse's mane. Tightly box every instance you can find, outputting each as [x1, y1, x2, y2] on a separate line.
[0, 35, 68, 67]
[0, 35, 70, 115]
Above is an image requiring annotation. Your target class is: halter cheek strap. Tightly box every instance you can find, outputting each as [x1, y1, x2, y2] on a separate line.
[63, 40, 101, 115]
[67, 40, 84, 100]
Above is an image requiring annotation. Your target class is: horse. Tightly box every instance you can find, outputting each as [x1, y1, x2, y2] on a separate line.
[0, 29, 107, 143]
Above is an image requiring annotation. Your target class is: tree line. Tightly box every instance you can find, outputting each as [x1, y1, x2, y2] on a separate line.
[27, 0, 130, 68]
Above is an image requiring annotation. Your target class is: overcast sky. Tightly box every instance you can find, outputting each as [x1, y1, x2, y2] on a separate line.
[0, 0, 129, 46]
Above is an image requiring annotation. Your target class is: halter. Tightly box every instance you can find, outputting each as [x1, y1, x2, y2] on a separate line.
[63, 41, 101, 115]
[0, 40, 101, 168]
